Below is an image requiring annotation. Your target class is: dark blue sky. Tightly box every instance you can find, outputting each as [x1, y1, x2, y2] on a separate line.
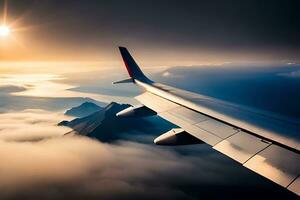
[1, 0, 299, 63]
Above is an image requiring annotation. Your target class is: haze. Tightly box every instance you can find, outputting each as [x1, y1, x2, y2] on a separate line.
[0, 1, 299, 200]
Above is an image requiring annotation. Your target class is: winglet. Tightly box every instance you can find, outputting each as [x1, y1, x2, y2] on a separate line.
[119, 47, 151, 82]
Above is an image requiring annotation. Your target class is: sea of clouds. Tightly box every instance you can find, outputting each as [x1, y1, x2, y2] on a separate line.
[0, 108, 238, 200]
[0, 69, 295, 200]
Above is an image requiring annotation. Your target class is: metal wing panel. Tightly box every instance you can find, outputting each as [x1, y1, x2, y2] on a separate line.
[196, 120, 239, 139]
[147, 82, 300, 152]
[288, 176, 300, 196]
[135, 92, 179, 112]
[159, 111, 222, 146]
[213, 131, 271, 163]
[135, 92, 223, 145]
[244, 144, 300, 188]
[168, 106, 209, 124]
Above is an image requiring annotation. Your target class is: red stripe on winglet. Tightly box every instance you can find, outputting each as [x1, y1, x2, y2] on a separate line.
[121, 56, 133, 78]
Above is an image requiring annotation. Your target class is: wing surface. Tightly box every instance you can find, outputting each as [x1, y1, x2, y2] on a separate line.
[118, 47, 300, 196]
[135, 92, 300, 195]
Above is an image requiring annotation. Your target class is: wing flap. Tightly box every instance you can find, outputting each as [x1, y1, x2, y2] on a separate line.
[244, 144, 300, 188]
[159, 111, 222, 146]
[288, 176, 300, 196]
[196, 120, 239, 139]
[136, 92, 222, 145]
[168, 106, 209, 124]
[213, 131, 271, 163]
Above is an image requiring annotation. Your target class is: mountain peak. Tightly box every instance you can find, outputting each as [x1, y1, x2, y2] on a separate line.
[59, 101, 173, 143]
[65, 101, 103, 118]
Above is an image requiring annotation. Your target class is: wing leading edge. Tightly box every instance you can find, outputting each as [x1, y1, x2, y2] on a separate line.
[116, 47, 300, 196]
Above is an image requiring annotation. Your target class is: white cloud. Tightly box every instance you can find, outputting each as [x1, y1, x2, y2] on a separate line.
[0, 108, 244, 200]
[161, 71, 183, 78]
[0, 109, 72, 141]
[278, 70, 300, 78]
[162, 71, 171, 77]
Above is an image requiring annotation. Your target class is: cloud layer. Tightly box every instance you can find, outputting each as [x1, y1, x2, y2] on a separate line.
[278, 70, 300, 78]
[0, 137, 195, 200]
[0, 108, 250, 200]
[0, 109, 292, 200]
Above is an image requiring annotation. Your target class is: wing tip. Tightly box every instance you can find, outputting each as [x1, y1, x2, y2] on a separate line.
[117, 46, 152, 83]
[118, 46, 127, 51]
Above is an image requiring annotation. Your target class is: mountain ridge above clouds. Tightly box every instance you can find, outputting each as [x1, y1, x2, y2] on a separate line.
[58, 101, 174, 143]
[65, 101, 104, 118]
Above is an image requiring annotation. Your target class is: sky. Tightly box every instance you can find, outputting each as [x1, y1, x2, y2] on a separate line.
[0, 0, 299, 71]
[0, 1, 299, 199]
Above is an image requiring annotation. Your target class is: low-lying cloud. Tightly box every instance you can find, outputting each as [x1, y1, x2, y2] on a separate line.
[0, 137, 196, 200]
[278, 70, 300, 78]
[0, 108, 285, 200]
[0, 109, 72, 142]
[0, 109, 216, 200]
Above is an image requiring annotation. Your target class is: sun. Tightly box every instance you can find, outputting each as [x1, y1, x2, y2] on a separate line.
[0, 25, 11, 37]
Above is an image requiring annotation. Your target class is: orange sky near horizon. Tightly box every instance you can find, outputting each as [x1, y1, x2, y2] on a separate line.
[0, 0, 299, 74]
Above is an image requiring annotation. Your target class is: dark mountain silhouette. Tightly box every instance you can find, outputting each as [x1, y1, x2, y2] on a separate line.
[64, 101, 104, 118]
[59, 102, 174, 143]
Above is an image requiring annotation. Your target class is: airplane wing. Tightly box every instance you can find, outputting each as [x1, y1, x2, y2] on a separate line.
[115, 47, 300, 196]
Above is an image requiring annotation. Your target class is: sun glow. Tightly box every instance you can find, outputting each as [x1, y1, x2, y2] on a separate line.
[0, 25, 10, 37]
